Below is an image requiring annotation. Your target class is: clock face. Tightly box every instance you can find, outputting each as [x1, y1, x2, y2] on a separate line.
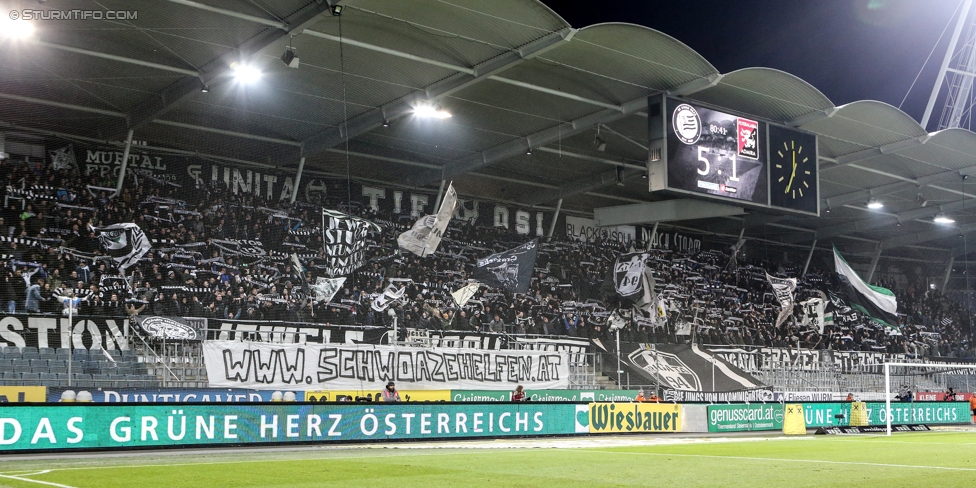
[768, 125, 817, 214]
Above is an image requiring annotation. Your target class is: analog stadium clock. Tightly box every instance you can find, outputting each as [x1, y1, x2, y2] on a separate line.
[768, 125, 818, 214]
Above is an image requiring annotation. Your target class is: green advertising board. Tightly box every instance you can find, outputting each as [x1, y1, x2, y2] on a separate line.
[0, 402, 580, 452]
[801, 402, 970, 428]
[707, 404, 784, 432]
[451, 390, 638, 402]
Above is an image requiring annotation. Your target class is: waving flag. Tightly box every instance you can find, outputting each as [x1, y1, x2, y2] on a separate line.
[94, 223, 151, 272]
[398, 183, 457, 257]
[834, 246, 898, 329]
[765, 272, 796, 328]
[473, 239, 538, 294]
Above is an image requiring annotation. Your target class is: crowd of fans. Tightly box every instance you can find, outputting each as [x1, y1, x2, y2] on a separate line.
[0, 157, 972, 358]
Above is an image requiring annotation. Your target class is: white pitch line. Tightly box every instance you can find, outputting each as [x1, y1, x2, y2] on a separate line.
[582, 450, 976, 472]
[0, 472, 76, 488]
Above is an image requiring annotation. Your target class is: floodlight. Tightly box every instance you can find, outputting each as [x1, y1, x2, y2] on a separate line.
[867, 199, 883, 209]
[1, 18, 34, 39]
[413, 103, 451, 119]
[382, 119, 391, 127]
[593, 136, 606, 152]
[934, 213, 955, 224]
[332, 5, 343, 16]
[230, 62, 262, 84]
[281, 47, 299, 68]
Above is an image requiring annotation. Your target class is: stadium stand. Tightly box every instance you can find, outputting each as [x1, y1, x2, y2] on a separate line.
[0, 156, 970, 370]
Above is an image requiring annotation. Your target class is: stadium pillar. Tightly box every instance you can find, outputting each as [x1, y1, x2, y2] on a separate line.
[290, 156, 306, 204]
[942, 255, 955, 293]
[802, 239, 817, 276]
[867, 245, 882, 283]
[547, 198, 563, 238]
[884, 363, 891, 436]
[115, 129, 134, 194]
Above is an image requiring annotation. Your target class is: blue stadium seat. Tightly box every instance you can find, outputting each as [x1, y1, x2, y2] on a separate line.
[2, 348, 21, 360]
[29, 359, 49, 370]
[38, 348, 56, 360]
[21, 350, 39, 360]
[72, 349, 89, 360]
[55, 347, 70, 356]
[39, 373, 58, 385]
[13, 364, 31, 374]
[20, 372, 40, 382]
[83, 361, 100, 374]
[21, 346, 37, 355]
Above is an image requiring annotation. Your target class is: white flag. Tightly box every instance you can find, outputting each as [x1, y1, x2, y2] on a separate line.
[800, 297, 826, 333]
[371, 284, 406, 312]
[766, 272, 797, 328]
[451, 282, 481, 308]
[398, 183, 457, 257]
[310, 277, 345, 303]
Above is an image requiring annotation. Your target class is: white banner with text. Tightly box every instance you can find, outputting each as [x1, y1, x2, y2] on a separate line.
[204, 341, 570, 391]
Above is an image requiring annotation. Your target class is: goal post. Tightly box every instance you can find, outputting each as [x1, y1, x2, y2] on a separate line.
[884, 362, 976, 436]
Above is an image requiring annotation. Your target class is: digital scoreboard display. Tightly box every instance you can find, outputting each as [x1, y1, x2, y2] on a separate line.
[666, 99, 768, 205]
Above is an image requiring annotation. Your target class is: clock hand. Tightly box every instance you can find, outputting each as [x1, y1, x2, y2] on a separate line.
[785, 151, 797, 193]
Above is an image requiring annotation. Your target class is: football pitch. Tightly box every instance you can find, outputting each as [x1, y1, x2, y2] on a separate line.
[1, 432, 975, 487]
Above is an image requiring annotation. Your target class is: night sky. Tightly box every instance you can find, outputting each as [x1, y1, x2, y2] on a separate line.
[541, 0, 963, 128]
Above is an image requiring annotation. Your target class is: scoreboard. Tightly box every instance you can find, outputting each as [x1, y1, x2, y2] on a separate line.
[648, 95, 819, 215]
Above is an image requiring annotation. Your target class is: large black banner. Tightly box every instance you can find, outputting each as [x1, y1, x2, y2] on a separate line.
[0, 315, 130, 350]
[600, 341, 768, 395]
[473, 239, 538, 293]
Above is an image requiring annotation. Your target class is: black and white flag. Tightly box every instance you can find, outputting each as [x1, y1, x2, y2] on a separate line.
[765, 272, 796, 328]
[321, 209, 380, 276]
[371, 284, 405, 312]
[612, 252, 656, 313]
[800, 297, 826, 333]
[310, 277, 345, 303]
[473, 239, 538, 294]
[94, 223, 151, 273]
[398, 183, 457, 257]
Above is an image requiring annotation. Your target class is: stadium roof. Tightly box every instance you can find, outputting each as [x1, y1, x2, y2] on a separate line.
[2, 0, 976, 272]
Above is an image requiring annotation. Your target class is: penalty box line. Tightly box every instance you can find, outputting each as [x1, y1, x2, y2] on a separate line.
[581, 449, 976, 472]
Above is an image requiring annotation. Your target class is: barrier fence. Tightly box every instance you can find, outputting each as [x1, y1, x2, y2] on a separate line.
[0, 399, 971, 453]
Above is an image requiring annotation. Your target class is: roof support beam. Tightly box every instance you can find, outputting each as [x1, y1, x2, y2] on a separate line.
[289, 27, 576, 165]
[822, 166, 976, 210]
[32, 40, 200, 76]
[593, 199, 744, 227]
[882, 221, 976, 251]
[300, 29, 630, 113]
[787, 107, 838, 127]
[781, 199, 975, 245]
[821, 134, 930, 172]
[520, 167, 644, 206]
[406, 96, 647, 186]
[164, 0, 288, 29]
[118, 1, 336, 138]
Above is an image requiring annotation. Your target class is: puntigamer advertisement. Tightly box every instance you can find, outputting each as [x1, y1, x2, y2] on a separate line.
[0, 403, 579, 452]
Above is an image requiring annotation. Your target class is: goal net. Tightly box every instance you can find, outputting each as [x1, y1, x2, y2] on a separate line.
[884, 362, 976, 436]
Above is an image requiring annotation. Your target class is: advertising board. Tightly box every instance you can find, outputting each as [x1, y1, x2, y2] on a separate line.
[707, 404, 783, 432]
[587, 402, 681, 433]
[0, 402, 579, 452]
[801, 402, 970, 427]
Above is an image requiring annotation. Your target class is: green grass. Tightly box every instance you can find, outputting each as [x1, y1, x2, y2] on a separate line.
[2, 432, 976, 487]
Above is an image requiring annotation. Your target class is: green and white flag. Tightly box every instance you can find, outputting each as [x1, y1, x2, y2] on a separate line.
[833, 246, 898, 329]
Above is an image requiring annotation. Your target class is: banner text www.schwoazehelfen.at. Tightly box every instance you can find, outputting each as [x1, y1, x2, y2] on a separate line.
[203, 341, 570, 390]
